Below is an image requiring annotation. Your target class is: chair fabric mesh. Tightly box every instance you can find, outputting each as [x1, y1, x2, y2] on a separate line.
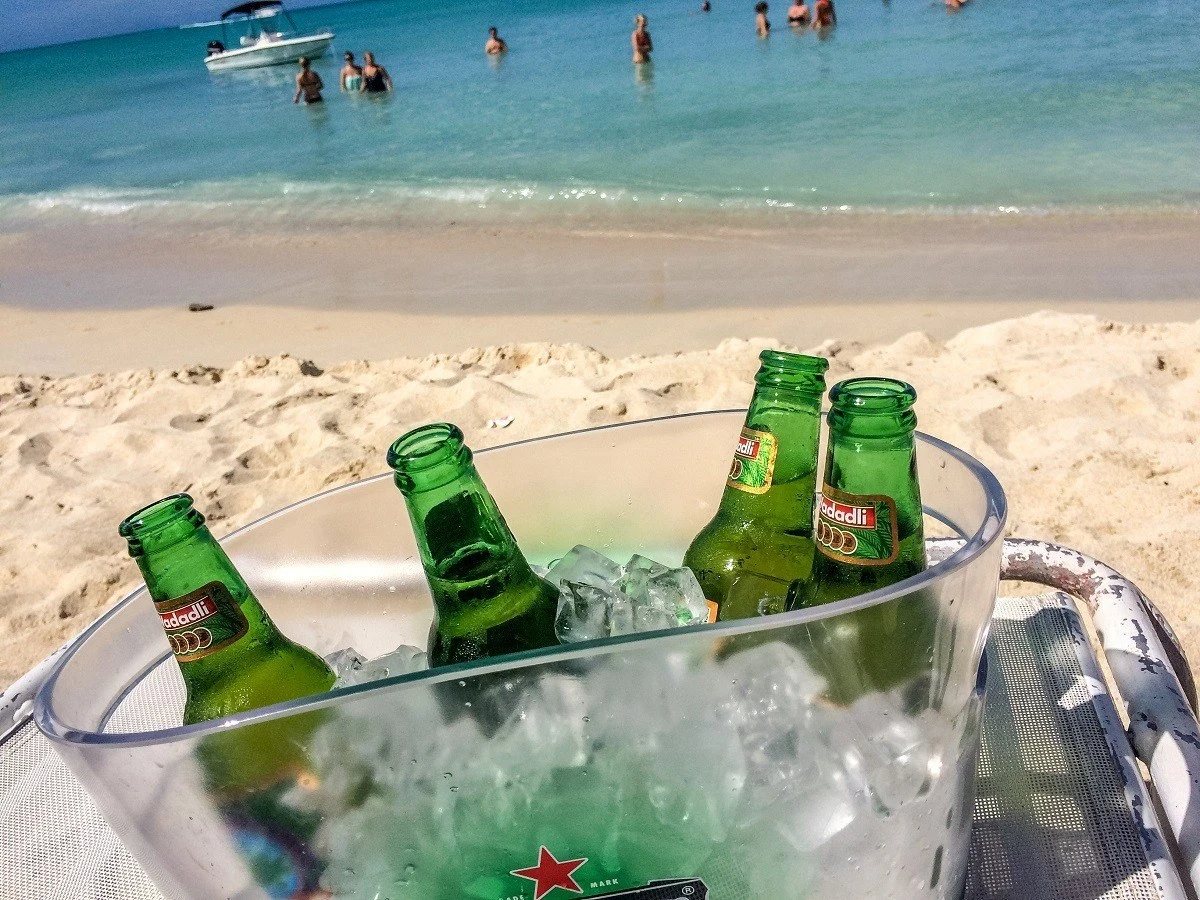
[965, 595, 1162, 900]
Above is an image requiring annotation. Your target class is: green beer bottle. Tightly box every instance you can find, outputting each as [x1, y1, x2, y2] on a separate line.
[122, 494, 337, 896]
[119, 493, 335, 725]
[387, 423, 559, 666]
[683, 350, 829, 621]
[787, 377, 932, 702]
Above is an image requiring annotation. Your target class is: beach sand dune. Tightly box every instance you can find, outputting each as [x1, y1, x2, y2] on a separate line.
[2, 311, 1198, 686]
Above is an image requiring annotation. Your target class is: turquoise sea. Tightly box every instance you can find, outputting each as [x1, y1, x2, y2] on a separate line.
[1, 0, 1199, 227]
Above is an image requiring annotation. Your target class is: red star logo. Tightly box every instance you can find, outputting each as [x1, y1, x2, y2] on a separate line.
[510, 846, 588, 899]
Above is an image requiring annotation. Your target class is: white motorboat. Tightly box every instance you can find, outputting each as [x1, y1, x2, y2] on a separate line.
[203, 1, 333, 72]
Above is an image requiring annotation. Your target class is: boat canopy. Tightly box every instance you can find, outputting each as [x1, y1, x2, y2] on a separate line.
[220, 0, 283, 20]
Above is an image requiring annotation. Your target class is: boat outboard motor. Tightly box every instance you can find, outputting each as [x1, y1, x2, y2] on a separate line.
[207, 39, 226, 56]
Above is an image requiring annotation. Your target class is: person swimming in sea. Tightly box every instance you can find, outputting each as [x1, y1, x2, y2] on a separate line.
[340, 52, 362, 92]
[360, 51, 393, 93]
[755, 1, 771, 36]
[811, 0, 836, 28]
[293, 57, 323, 104]
[701, 0, 711, 10]
[787, 0, 810, 25]
[632, 14, 653, 63]
[486, 27, 508, 54]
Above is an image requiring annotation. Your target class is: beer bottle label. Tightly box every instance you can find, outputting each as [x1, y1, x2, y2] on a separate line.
[726, 427, 777, 495]
[815, 485, 899, 566]
[154, 581, 249, 662]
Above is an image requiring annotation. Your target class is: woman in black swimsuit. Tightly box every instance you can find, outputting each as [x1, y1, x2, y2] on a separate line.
[360, 51, 393, 93]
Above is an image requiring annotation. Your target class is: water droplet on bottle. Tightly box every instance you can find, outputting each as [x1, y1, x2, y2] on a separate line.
[405, 864, 416, 876]
[458, 680, 466, 687]
[449, 785, 459, 792]
[443, 772, 453, 779]
[582, 716, 590, 723]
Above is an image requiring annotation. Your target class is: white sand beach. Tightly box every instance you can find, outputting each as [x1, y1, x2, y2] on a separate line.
[1, 309, 1198, 685]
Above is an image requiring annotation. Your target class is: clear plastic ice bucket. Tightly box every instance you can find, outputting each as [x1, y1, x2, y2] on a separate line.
[36, 411, 1005, 900]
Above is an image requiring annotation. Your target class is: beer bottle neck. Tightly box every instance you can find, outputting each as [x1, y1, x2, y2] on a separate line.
[389, 424, 529, 586]
[127, 513, 251, 606]
[823, 378, 923, 542]
[743, 384, 822, 477]
[721, 350, 827, 515]
[120, 494, 274, 680]
[826, 430, 920, 507]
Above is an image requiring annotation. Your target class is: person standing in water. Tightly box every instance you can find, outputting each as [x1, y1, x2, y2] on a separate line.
[632, 14, 653, 64]
[292, 57, 323, 104]
[340, 51, 362, 92]
[360, 51, 393, 93]
[812, 0, 836, 28]
[755, 1, 771, 36]
[787, 0, 811, 25]
[485, 27, 508, 54]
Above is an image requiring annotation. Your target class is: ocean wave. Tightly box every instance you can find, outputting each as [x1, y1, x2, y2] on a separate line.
[2, 180, 1198, 228]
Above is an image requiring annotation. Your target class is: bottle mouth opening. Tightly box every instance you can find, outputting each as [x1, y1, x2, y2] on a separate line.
[758, 349, 830, 376]
[118, 493, 198, 539]
[829, 377, 917, 413]
[387, 423, 465, 473]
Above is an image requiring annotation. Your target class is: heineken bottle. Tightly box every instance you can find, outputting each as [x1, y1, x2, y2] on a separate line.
[787, 377, 933, 703]
[683, 350, 829, 621]
[120, 493, 337, 897]
[387, 423, 559, 666]
[119, 493, 335, 724]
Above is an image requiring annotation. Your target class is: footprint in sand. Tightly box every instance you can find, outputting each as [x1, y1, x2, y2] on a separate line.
[17, 433, 54, 467]
[169, 413, 210, 432]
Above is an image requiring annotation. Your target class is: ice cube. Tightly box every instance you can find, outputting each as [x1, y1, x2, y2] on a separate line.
[832, 694, 945, 816]
[325, 647, 367, 680]
[645, 566, 711, 626]
[617, 553, 669, 599]
[610, 593, 635, 636]
[334, 644, 428, 688]
[628, 600, 676, 633]
[545, 544, 623, 589]
[555, 581, 614, 643]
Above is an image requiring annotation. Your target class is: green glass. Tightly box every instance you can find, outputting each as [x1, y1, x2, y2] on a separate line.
[682, 350, 829, 621]
[121, 494, 337, 897]
[387, 423, 559, 667]
[119, 493, 335, 726]
[786, 377, 933, 704]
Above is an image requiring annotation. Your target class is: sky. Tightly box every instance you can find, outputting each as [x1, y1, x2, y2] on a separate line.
[1, 0, 330, 53]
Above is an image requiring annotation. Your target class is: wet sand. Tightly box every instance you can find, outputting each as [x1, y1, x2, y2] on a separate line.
[3, 213, 1200, 373]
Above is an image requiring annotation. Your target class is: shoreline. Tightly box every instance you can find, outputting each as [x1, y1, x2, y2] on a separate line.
[5, 213, 1200, 373]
